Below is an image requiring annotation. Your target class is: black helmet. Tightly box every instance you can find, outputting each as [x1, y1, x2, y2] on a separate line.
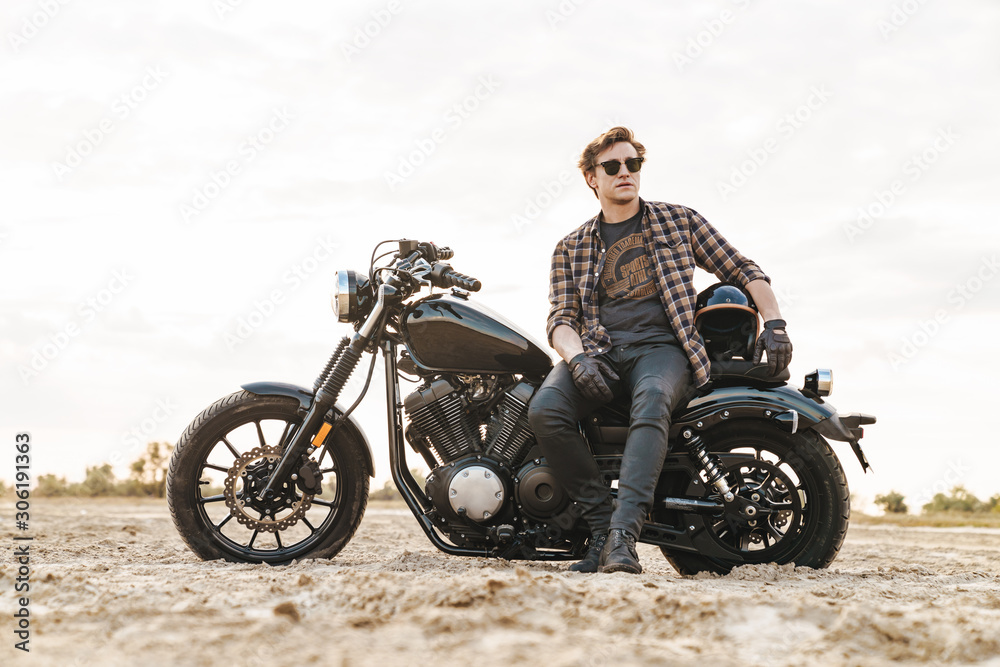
[694, 283, 759, 361]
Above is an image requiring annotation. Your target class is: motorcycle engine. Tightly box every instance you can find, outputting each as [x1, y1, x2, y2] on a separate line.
[404, 377, 552, 536]
[404, 377, 536, 469]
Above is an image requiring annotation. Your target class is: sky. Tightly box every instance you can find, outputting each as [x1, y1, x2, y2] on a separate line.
[1, 0, 998, 512]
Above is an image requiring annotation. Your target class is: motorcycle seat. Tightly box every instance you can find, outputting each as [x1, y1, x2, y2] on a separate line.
[708, 359, 790, 385]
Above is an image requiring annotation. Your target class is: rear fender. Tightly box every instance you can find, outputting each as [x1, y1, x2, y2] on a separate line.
[672, 385, 835, 434]
[671, 384, 874, 472]
[241, 381, 375, 477]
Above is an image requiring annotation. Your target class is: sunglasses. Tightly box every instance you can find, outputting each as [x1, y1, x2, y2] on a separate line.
[597, 157, 644, 176]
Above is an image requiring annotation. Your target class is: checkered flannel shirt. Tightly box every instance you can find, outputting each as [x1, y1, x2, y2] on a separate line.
[546, 199, 770, 388]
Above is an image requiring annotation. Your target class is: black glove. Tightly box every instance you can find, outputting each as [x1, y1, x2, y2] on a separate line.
[569, 353, 619, 403]
[753, 320, 793, 375]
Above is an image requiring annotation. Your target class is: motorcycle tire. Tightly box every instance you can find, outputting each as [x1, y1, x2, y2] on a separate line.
[657, 421, 849, 575]
[167, 390, 369, 565]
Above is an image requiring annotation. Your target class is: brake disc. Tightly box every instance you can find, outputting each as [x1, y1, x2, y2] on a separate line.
[223, 446, 313, 533]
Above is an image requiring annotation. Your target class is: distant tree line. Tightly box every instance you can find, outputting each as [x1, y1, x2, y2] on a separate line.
[875, 486, 1000, 515]
[0, 441, 175, 498]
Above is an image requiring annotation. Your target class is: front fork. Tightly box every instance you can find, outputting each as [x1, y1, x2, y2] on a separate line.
[255, 286, 390, 501]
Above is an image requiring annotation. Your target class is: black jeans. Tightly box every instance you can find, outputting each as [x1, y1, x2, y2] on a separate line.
[527, 342, 693, 539]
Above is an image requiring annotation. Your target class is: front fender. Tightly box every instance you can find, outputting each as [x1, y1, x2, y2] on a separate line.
[671, 384, 873, 472]
[241, 381, 375, 477]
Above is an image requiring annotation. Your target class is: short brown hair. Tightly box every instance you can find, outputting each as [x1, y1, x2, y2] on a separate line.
[577, 126, 646, 198]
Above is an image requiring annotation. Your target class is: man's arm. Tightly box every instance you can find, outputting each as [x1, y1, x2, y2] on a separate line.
[553, 323, 619, 402]
[745, 279, 783, 325]
[552, 324, 585, 364]
[688, 209, 770, 288]
[746, 278, 792, 373]
[545, 239, 584, 352]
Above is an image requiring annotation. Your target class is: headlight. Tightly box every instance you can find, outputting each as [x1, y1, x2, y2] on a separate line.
[331, 270, 373, 323]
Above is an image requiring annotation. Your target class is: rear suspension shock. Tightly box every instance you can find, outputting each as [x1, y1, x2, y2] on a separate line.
[683, 429, 735, 502]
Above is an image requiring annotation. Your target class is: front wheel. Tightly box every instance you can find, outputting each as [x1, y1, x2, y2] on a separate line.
[166, 391, 369, 564]
[656, 422, 850, 575]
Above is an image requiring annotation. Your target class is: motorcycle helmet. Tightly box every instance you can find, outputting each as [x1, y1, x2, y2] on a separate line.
[694, 283, 759, 361]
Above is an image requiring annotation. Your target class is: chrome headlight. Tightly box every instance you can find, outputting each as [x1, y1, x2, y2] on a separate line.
[331, 270, 373, 323]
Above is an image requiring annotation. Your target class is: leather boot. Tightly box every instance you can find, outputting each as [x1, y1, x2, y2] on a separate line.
[568, 533, 607, 573]
[599, 529, 642, 574]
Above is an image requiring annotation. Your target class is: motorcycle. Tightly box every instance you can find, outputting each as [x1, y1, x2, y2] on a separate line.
[166, 239, 875, 574]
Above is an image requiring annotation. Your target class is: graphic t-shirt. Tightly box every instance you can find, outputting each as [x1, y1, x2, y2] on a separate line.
[597, 210, 677, 346]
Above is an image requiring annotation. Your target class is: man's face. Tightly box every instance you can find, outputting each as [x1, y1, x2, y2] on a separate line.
[586, 141, 640, 206]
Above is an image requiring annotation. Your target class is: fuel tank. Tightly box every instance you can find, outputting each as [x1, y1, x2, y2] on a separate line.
[401, 293, 553, 375]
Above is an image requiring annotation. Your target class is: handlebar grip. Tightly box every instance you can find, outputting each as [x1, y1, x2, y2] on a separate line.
[429, 262, 481, 291]
[448, 270, 481, 292]
[436, 246, 454, 260]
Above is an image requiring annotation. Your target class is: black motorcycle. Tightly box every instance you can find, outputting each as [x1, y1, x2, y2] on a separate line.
[167, 239, 875, 574]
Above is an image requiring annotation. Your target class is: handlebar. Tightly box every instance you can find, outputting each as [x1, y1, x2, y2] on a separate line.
[391, 239, 480, 292]
[398, 240, 454, 263]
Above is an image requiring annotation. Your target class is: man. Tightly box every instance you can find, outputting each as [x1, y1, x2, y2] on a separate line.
[527, 127, 792, 574]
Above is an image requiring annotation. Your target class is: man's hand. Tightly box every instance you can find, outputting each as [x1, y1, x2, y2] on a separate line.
[569, 353, 619, 402]
[753, 320, 793, 375]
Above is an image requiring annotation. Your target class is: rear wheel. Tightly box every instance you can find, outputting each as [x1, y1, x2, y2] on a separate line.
[656, 422, 849, 575]
[166, 391, 369, 564]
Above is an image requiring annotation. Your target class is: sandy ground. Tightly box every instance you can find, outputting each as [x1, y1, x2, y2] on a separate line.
[2, 498, 999, 667]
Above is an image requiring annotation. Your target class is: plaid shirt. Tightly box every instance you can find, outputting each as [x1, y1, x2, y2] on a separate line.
[546, 199, 769, 388]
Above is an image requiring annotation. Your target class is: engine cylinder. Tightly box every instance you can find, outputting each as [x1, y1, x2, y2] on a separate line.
[483, 381, 535, 467]
[404, 379, 480, 464]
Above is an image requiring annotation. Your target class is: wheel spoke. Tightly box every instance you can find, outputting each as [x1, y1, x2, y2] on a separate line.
[278, 422, 292, 450]
[221, 437, 240, 459]
[737, 531, 751, 551]
[255, 420, 267, 448]
[319, 467, 337, 474]
[748, 470, 774, 493]
[311, 497, 336, 508]
[275, 531, 283, 549]
[203, 463, 229, 473]
[199, 494, 226, 504]
[301, 516, 316, 534]
[248, 529, 259, 549]
[215, 514, 233, 531]
[765, 522, 785, 542]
